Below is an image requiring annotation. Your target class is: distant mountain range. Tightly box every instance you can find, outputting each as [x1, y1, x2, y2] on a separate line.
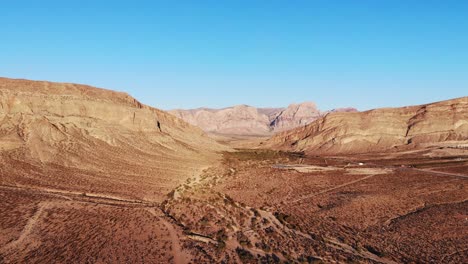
[170, 103, 357, 136]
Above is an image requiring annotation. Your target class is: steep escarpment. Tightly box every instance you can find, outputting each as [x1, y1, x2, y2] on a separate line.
[264, 97, 468, 154]
[170, 103, 356, 136]
[0, 77, 227, 201]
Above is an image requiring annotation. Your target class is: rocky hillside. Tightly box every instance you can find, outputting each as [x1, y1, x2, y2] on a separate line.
[0, 77, 227, 201]
[170, 103, 357, 136]
[263, 97, 468, 154]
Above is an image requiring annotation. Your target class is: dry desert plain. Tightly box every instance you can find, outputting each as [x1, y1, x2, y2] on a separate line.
[0, 78, 467, 263]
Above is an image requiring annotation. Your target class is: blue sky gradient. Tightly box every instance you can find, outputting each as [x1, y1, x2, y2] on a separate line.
[1, 1, 467, 110]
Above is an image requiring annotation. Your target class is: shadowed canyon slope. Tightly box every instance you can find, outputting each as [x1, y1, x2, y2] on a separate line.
[264, 97, 468, 154]
[0, 77, 227, 202]
[170, 103, 357, 136]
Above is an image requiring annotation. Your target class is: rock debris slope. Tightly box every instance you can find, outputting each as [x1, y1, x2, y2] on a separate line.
[0, 77, 227, 201]
[264, 97, 468, 154]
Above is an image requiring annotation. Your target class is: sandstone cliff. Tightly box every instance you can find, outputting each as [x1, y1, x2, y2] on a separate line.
[264, 97, 468, 154]
[0, 77, 227, 201]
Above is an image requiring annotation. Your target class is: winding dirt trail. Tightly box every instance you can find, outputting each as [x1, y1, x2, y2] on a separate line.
[0, 184, 155, 207]
[1, 202, 47, 253]
[258, 208, 397, 264]
[1, 185, 192, 263]
[286, 159, 467, 205]
[326, 237, 398, 264]
[290, 174, 378, 204]
[146, 208, 188, 264]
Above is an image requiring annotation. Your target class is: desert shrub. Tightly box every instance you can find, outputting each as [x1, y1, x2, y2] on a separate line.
[236, 232, 252, 247]
[216, 241, 226, 252]
[216, 229, 228, 242]
[298, 255, 323, 264]
[265, 226, 275, 234]
[251, 208, 261, 217]
[199, 216, 209, 227]
[274, 212, 290, 225]
[236, 247, 255, 262]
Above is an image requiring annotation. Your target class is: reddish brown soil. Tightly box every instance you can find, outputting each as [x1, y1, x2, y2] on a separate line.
[0, 187, 192, 263]
[1, 148, 467, 263]
[170, 149, 467, 263]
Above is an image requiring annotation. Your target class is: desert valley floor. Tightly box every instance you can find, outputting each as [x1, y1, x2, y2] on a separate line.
[1, 147, 467, 263]
[3, 1, 468, 262]
[0, 79, 466, 263]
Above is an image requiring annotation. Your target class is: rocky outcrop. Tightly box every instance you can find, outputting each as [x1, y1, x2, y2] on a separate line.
[0, 77, 227, 201]
[269, 102, 322, 132]
[263, 97, 468, 154]
[170, 103, 356, 136]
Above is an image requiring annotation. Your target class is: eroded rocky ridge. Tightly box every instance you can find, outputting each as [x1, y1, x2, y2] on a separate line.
[170, 103, 357, 136]
[0, 77, 227, 201]
[264, 97, 468, 154]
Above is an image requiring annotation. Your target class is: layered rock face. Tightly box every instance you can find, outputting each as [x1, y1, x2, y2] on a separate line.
[264, 97, 468, 154]
[0, 77, 227, 201]
[170, 103, 356, 136]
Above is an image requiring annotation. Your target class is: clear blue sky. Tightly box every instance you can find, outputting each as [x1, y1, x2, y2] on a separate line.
[1, 1, 467, 110]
